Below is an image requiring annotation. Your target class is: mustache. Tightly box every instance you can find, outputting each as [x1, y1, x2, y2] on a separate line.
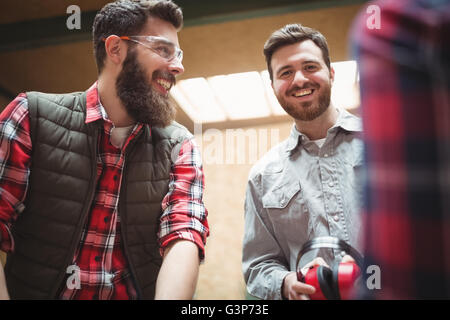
[286, 83, 318, 96]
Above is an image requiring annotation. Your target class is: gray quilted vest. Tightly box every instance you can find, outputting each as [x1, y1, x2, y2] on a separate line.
[5, 90, 192, 299]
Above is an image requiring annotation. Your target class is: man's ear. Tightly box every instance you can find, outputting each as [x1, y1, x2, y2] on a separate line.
[270, 72, 275, 90]
[329, 65, 335, 85]
[104, 35, 127, 66]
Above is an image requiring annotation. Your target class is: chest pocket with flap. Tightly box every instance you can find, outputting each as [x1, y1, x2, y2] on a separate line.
[261, 168, 301, 210]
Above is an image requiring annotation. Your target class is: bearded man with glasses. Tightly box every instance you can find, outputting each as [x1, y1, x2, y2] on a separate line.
[0, 0, 209, 300]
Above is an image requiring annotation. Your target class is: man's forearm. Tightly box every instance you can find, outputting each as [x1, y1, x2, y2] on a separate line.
[154, 240, 200, 300]
[0, 260, 10, 300]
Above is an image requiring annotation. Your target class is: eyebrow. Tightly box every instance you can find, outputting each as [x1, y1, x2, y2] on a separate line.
[302, 59, 321, 65]
[151, 37, 174, 46]
[275, 65, 293, 76]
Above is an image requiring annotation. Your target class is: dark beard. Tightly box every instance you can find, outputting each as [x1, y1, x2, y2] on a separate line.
[115, 47, 176, 127]
[278, 82, 331, 121]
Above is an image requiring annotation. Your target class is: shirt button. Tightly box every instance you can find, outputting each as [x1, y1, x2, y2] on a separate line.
[104, 216, 110, 223]
[94, 256, 101, 262]
[333, 215, 339, 222]
[328, 181, 334, 187]
[113, 175, 118, 181]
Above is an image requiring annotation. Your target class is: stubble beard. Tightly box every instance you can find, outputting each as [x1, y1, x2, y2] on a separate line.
[277, 81, 332, 122]
[115, 47, 176, 127]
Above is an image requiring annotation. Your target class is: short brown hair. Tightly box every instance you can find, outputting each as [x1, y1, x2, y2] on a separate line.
[92, 0, 183, 73]
[263, 24, 331, 81]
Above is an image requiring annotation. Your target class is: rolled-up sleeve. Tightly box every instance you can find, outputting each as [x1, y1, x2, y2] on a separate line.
[0, 93, 32, 253]
[242, 176, 290, 300]
[158, 138, 209, 260]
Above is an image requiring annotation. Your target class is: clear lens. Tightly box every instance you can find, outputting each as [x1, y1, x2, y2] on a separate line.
[129, 36, 183, 63]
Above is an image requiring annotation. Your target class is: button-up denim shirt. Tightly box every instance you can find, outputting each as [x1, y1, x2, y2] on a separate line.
[242, 108, 364, 300]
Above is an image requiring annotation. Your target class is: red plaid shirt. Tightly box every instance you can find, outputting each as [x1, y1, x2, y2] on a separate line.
[351, 0, 450, 298]
[0, 83, 209, 299]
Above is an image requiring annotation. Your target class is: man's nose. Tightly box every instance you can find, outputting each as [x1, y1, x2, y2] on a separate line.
[168, 58, 184, 76]
[292, 70, 308, 87]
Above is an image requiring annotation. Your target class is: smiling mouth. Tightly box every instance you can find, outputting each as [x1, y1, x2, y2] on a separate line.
[293, 88, 314, 97]
[156, 78, 172, 91]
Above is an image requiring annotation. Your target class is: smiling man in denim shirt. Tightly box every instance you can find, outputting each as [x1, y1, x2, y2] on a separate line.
[242, 24, 363, 300]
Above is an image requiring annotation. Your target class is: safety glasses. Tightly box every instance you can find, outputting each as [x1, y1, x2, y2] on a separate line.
[103, 35, 183, 63]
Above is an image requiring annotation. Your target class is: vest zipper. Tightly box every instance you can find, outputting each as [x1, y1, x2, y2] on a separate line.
[117, 128, 144, 299]
[50, 123, 100, 298]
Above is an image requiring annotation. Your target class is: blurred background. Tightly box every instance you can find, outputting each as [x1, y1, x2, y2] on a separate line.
[0, 0, 368, 299]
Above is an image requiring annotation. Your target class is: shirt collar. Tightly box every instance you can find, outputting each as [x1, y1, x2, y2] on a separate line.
[85, 81, 108, 124]
[285, 107, 362, 152]
[286, 124, 303, 152]
[333, 107, 362, 133]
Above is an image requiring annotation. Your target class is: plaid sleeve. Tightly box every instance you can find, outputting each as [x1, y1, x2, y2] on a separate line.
[158, 138, 209, 260]
[0, 93, 32, 253]
[351, 0, 450, 299]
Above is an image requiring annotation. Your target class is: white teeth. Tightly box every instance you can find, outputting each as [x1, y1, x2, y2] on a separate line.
[294, 89, 313, 97]
[157, 79, 171, 90]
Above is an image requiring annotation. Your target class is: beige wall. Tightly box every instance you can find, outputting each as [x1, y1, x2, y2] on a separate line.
[0, 252, 5, 267]
[195, 120, 293, 299]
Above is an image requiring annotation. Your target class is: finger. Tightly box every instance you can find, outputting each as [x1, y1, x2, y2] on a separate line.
[299, 294, 311, 301]
[289, 291, 311, 300]
[292, 281, 316, 295]
[300, 257, 329, 276]
[288, 291, 302, 300]
[311, 257, 330, 268]
[341, 255, 355, 263]
[300, 265, 313, 276]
